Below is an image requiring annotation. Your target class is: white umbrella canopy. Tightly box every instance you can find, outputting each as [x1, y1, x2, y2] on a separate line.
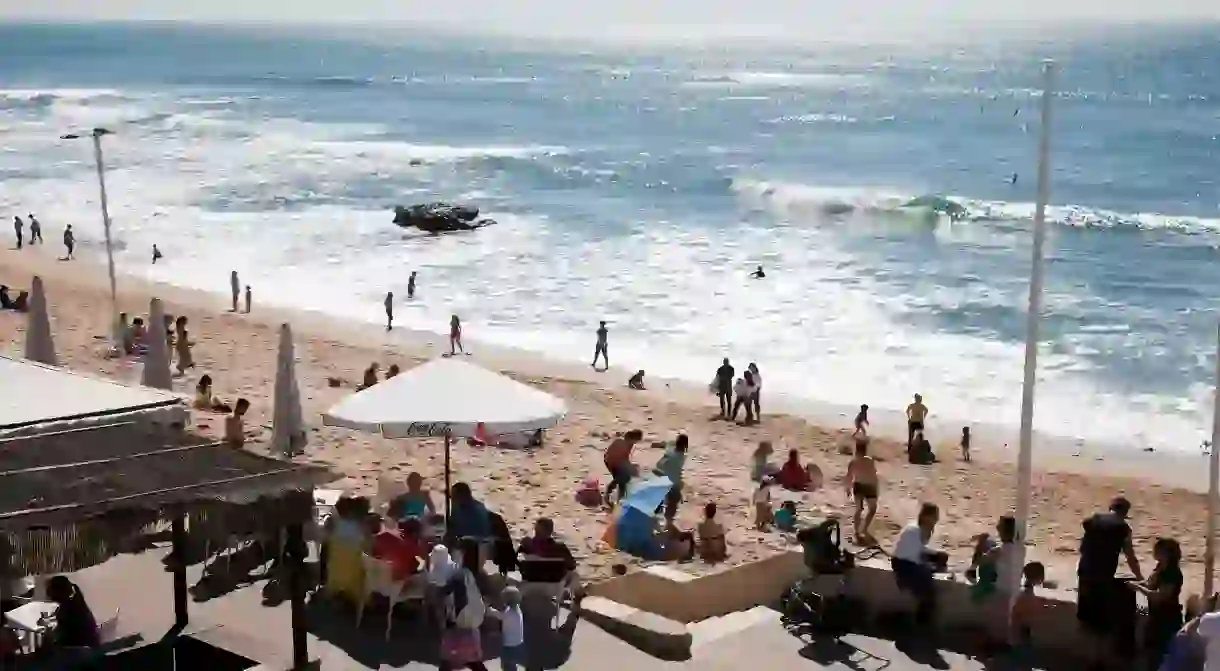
[141, 298, 173, 390]
[23, 276, 57, 366]
[271, 323, 307, 457]
[322, 357, 568, 438]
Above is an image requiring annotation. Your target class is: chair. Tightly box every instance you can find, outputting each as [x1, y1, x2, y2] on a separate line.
[517, 555, 579, 628]
[357, 554, 409, 641]
[97, 608, 121, 643]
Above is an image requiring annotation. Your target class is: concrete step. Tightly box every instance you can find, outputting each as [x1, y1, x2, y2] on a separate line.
[689, 606, 782, 649]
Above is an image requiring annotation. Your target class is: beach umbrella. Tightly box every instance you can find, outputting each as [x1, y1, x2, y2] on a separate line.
[620, 475, 673, 515]
[23, 276, 57, 366]
[141, 298, 172, 390]
[322, 357, 568, 518]
[271, 323, 307, 457]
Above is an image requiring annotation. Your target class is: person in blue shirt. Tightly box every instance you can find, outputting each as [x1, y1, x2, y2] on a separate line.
[653, 434, 689, 521]
[449, 482, 491, 541]
[774, 501, 798, 532]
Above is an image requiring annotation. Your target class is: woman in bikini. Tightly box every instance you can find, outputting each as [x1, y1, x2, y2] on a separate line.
[449, 315, 465, 355]
[844, 437, 880, 544]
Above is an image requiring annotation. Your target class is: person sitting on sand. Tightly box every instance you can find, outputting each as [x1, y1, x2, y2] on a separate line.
[844, 437, 880, 543]
[129, 317, 147, 352]
[662, 521, 695, 562]
[389, 471, 437, 520]
[697, 503, 728, 562]
[359, 363, 379, 390]
[753, 481, 775, 530]
[11, 290, 28, 312]
[224, 398, 250, 448]
[628, 369, 646, 390]
[908, 431, 936, 465]
[386, 364, 401, 379]
[193, 374, 232, 413]
[777, 449, 821, 491]
[774, 500, 798, 532]
[750, 441, 782, 482]
[0, 285, 11, 310]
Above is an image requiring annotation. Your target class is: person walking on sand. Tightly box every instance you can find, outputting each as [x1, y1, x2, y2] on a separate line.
[28, 214, 41, 244]
[407, 271, 416, 299]
[229, 271, 240, 312]
[62, 224, 74, 259]
[854, 404, 870, 437]
[174, 319, 195, 375]
[714, 358, 734, 419]
[12, 216, 23, 250]
[961, 426, 972, 463]
[384, 291, 394, 331]
[244, 285, 251, 314]
[151, 244, 163, 264]
[449, 315, 464, 355]
[844, 437, 880, 544]
[906, 393, 928, 450]
[592, 321, 609, 370]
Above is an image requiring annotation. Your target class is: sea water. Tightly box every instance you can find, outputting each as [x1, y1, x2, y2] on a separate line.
[1, 22, 1218, 454]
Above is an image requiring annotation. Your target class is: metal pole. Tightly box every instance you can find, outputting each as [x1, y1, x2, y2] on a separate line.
[90, 129, 123, 353]
[1205, 322, 1220, 597]
[1009, 61, 1055, 603]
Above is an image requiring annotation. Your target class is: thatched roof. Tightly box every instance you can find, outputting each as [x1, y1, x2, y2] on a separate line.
[0, 423, 335, 531]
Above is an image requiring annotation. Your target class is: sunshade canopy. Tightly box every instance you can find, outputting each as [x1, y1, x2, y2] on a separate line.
[321, 358, 567, 439]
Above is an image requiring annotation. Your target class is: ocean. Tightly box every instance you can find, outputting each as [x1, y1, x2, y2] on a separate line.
[1, 22, 1218, 454]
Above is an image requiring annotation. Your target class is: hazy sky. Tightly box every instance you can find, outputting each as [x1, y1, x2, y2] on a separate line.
[4, 0, 1218, 40]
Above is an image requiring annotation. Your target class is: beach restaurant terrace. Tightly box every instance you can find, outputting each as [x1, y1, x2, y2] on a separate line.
[0, 361, 335, 669]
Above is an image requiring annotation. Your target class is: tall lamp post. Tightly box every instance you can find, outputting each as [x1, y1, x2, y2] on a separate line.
[62, 127, 122, 353]
[1009, 60, 1056, 602]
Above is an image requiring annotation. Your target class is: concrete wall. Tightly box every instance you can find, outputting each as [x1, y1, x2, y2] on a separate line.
[588, 553, 1141, 657]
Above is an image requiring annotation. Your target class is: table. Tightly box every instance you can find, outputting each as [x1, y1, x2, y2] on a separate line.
[4, 600, 57, 652]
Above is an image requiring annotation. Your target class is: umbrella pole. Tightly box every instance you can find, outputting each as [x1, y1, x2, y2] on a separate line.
[444, 431, 452, 528]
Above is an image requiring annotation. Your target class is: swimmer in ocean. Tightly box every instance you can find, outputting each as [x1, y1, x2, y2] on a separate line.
[750, 265, 766, 279]
[1011, 173, 1018, 185]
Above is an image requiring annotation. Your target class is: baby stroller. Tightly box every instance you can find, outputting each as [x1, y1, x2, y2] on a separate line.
[780, 518, 877, 639]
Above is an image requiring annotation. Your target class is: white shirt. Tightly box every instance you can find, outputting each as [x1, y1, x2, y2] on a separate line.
[499, 604, 525, 647]
[893, 523, 930, 563]
[1196, 612, 1220, 670]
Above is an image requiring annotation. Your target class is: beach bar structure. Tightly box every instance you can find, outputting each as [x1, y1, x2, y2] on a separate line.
[0, 356, 334, 669]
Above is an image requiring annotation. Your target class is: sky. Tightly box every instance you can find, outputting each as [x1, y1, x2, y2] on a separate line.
[3, 0, 1218, 41]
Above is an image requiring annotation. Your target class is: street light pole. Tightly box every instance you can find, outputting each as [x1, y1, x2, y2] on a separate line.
[63, 128, 122, 353]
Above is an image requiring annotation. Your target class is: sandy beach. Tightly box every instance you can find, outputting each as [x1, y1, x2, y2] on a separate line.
[0, 245, 1214, 591]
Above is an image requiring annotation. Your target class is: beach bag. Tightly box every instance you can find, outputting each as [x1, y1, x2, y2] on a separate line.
[449, 570, 486, 630]
[576, 478, 603, 507]
[441, 626, 483, 666]
[798, 518, 853, 574]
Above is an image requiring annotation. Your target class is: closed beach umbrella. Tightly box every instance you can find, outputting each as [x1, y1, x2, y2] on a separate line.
[23, 276, 57, 366]
[271, 323, 307, 457]
[141, 298, 172, 390]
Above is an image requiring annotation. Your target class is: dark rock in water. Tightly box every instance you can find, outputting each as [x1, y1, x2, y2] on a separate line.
[392, 202, 496, 233]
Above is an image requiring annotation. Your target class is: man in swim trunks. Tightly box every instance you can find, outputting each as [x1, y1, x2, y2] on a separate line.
[853, 404, 869, 437]
[844, 438, 880, 544]
[906, 393, 928, 451]
[592, 321, 609, 370]
[715, 358, 735, 419]
[603, 429, 642, 504]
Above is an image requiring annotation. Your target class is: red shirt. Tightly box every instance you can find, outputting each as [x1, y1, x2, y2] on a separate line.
[372, 531, 423, 581]
[779, 460, 810, 490]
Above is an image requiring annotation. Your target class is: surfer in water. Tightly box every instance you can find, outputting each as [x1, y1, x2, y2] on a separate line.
[750, 265, 766, 279]
[1010, 173, 1018, 185]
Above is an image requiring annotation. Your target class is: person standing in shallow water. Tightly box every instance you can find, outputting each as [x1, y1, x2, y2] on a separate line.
[13, 216, 22, 250]
[714, 358, 734, 419]
[592, 321, 609, 370]
[384, 291, 394, 331]
[244, 285, 251, 314]
[229, 271, 240, 312]
[407, 271, 416, 299]
[28, 214, 41, 244]
[151, 244, 163, 264]
[906, 393, 928, 451]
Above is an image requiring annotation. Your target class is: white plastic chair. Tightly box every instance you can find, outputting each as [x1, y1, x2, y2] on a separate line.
[356, 554, 409, 641]
[97, 608, 121, 643]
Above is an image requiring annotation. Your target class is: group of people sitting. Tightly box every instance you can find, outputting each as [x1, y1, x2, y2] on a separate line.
[359, 362, 401, 390]
[0, 285, 28, 312]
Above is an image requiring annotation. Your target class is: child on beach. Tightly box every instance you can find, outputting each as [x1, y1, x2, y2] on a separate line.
[174, 327, 195, 375]
[490, 586, 525, 671]
[244, 285, 251, 314]
[224, 399, 250, 448]
[696, 502, 727, 562]
[753, 481, 774, 530]
[961, 426, 972, 463]
[775, 501, 798, 532]
[1009, 561, 1045, 656]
